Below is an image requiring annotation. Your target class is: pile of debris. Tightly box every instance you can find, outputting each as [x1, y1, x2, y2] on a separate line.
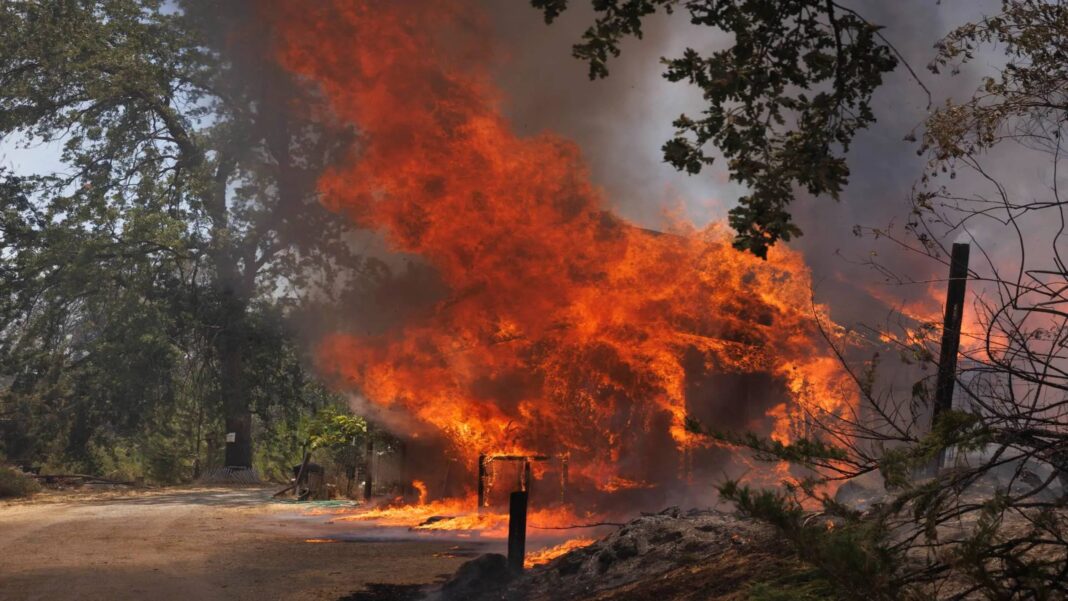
[435, 507, 782, 601]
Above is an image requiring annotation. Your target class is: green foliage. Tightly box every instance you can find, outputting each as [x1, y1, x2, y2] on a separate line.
[922, 0, 1068, 165]
[0, 466, 41, 498]
[686, 416, 849, 466]
[879, 410, 986, 488]
[308, 406, 368, 452]
[533, 0, 898, 257]
[720, 480, 899, 600]
[0, 0, 375, 475]
[254, 410, 305, 483]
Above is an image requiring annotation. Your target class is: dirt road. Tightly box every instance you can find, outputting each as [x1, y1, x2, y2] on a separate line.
[0, 487, 486, 601]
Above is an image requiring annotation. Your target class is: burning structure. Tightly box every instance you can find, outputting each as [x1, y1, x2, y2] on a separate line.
[262, 0, 858, 514]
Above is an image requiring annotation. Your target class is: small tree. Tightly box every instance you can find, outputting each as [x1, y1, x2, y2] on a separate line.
[308, 406, 368, 458]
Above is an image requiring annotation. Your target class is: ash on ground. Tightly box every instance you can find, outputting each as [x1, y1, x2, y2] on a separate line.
[433, 507, 783, 601]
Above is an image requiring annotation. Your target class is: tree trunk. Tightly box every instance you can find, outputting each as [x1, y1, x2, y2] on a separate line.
[218, 290, 252, 468]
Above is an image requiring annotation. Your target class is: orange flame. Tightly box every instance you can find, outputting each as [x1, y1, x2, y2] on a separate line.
[266, 0, 857, 500]
[335, 496, 597, 539]
[525, 537, 596, 568]
[412, 479, 428, 505]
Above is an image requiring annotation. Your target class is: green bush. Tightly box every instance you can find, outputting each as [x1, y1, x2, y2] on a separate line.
[0, 466, 42, 498]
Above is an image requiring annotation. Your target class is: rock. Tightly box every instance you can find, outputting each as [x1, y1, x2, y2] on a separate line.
[834, 474, 887, 512]
[959, 458, 1066, 503]
[476, 510, 777, 601]
[596, 548, 616, 572]
[649, 529, 683, 544]
[658, 506, 681, 518]
[611, 537, 640, 559]
[439, 553, 513, 601]
[556, 552, 585, 576]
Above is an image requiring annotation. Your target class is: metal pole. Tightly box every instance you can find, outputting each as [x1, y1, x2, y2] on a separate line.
[507, 490, 528, 573]
[932, 242, 970, 471]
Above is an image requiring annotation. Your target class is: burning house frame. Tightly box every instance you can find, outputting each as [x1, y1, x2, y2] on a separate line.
[476, 453, 569, 512]
[268, 0, 861, 513]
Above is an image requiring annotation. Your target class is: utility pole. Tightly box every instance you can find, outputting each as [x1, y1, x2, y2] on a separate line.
[931, 242, 970, 472]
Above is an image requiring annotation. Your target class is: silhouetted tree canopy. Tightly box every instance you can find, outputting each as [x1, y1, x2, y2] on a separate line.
[533, 0, 900, 257]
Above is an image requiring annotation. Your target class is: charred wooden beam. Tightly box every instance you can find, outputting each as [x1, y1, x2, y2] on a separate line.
[477, 453, 487, 513]
[486, 454, 550, 462]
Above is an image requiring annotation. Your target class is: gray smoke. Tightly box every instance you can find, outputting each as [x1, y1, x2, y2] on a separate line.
[481, 0, 1005, 328]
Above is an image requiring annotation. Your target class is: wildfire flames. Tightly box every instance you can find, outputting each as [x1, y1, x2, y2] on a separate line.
[265, 0, 856, 507]
[524, 538, 597, 568]
[412, 479, 429, 505]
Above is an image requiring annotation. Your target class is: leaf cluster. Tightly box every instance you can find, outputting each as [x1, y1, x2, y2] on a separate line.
[307, 406, 368, 452]
[533, 0, 897, 257]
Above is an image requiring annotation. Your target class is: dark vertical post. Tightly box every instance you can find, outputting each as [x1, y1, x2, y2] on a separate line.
[363, 438, 374, 501]
[346, 436, 357, 498]
[522, 459, 532, 493]
[441, 459, 452, 498]
[477, 454, 487, 513]
[345, 463, 356, 498]
[560, 454, 569, 505]
[507, 490, 529, 573]
[294, 448, 311, 500]
[932, 242, 970, 471]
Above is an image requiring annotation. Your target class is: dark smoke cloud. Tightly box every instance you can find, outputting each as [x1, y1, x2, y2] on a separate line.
[481, 0, 1004, 328]
[205, 0, 1007, 341]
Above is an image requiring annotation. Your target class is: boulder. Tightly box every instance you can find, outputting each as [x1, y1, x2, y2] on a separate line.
[833, 474, 887, 512]
[440, 553, 513, 601]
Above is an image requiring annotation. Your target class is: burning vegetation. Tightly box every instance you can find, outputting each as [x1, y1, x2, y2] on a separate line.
[264, 0, 857, 514]
[4, 0, 1068, 599]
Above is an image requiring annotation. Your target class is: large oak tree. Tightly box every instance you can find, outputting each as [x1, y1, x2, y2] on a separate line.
[0, 0, 371, 470]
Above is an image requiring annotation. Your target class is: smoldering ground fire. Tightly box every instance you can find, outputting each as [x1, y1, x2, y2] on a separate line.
[261, 0, 857, 513]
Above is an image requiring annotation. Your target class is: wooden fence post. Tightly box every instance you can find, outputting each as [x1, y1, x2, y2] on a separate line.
[507, 490, 528, 573]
